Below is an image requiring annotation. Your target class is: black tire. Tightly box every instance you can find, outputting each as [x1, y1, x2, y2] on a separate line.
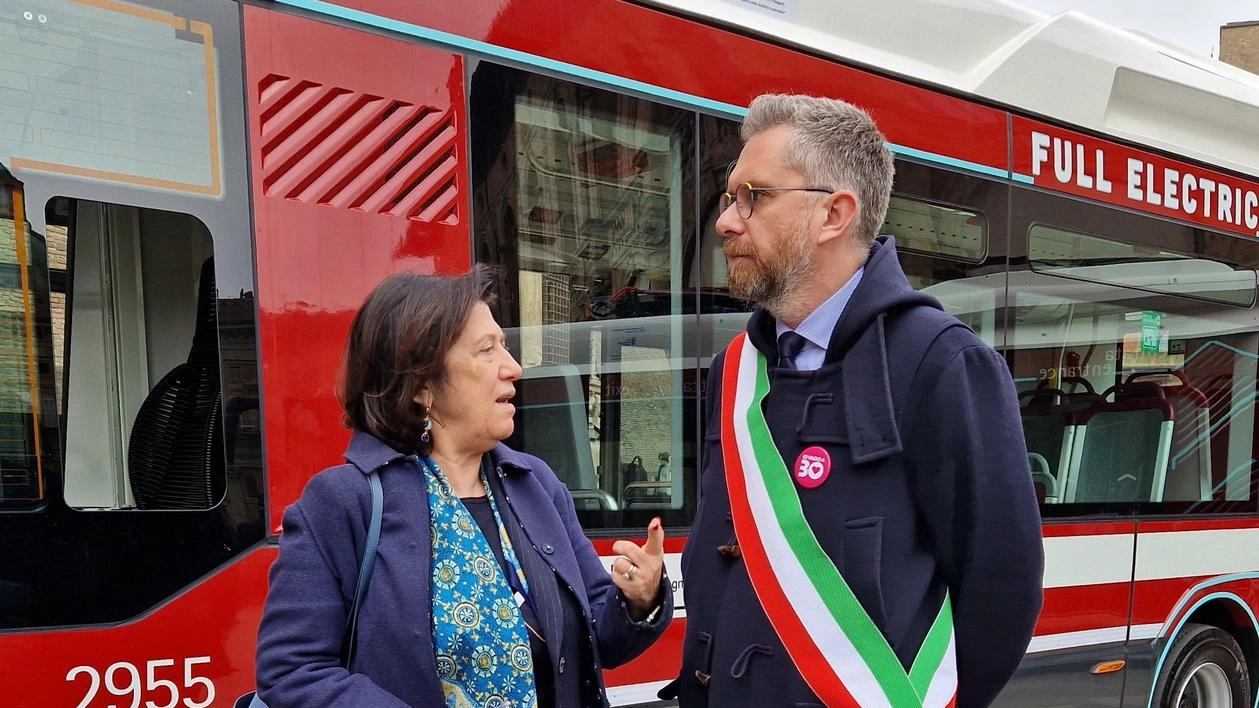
[1152, 623, 1250, 708]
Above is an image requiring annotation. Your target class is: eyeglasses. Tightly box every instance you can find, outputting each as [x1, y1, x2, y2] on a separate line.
[719, 182, 835, 219]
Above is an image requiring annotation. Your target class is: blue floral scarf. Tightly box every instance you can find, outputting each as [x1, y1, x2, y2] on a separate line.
[421, 456, 537, 708]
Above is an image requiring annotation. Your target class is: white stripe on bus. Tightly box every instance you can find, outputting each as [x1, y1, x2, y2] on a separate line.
[1135, 528, 1259, 581]
[604, 528, 1259, 601]
[607, 679, 673, 706]
[1025, 623, 1161, 654]
[1043, 533, 1134, 588]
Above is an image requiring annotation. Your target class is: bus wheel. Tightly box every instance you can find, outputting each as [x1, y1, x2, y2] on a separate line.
[1153, 623, 1250, 708]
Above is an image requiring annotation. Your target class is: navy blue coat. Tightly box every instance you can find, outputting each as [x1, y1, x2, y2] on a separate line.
[676, 237, 1043, 708]
[256, 432, 672, 707]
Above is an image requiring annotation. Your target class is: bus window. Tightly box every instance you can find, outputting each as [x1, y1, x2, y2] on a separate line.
[470, 64, 698, 531]
[3, 0, 222, 197]
[1010, 188, 1259, 515]
[884, 194, 987, 263]
[48, 197, 224, 510]
[887, 161, 1006, 345]
[0, 171, 51, 510]
[1029, 225, 1257, 307]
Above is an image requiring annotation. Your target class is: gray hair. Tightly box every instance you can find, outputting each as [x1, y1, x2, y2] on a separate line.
[741, 94, 894, 247]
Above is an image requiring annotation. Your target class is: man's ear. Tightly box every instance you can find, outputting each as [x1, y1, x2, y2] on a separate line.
[817, 190, 859, 246]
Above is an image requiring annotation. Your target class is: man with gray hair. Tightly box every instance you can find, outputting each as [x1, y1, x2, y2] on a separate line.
[671, 94, 1043, 708]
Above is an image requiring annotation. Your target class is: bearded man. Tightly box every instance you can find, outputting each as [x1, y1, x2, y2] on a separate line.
[670, 93, 1044, 708]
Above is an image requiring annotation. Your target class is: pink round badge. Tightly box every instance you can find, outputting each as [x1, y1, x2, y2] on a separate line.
[794, 446, 831, 489]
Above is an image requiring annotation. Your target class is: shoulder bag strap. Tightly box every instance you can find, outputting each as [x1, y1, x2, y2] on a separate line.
[342, 469, 383, 670]
[242, 470, 383, 708]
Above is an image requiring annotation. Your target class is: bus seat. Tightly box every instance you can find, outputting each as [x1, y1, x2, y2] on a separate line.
[1064, 383, 1174, 503]
[1148, 375, 1212, 502]
[1065, 391, 1104, 418]
[1018, 388, 1076, 503]
[1025, 377, 1103, 414]
[1056, 376, 1098, 396]
[570, 488, 619, 512]
[622, 481, 671, 509]
[126, 258, 224, 510]
[1028, 451, 1058, 503]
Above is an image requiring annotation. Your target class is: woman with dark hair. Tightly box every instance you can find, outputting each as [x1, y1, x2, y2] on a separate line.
[254, 269, 671, 708]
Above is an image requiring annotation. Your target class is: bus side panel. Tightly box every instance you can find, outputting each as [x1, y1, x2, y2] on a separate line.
[1125, 519, 1259, 708]
[0, 549, 275, 708]
[330, 0, 1009, 173]
[991, 521, 1136, 706]
[242, 6, 472, 528]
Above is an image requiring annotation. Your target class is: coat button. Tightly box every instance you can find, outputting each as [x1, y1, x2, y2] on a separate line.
[542, 544, 555, 554]
[558, 657, 566, 674]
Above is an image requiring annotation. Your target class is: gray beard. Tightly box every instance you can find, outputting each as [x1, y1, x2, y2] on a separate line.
[759, 259, 813, 318]
[730, 231, 813, 316]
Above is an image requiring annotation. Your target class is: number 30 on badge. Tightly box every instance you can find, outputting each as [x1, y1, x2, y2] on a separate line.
[794, 446, 831, 489]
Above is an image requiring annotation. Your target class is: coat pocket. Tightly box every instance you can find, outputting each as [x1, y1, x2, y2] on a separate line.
[843, 516, 888, 631]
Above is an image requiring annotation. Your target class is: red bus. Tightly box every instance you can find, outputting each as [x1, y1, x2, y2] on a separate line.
[2, 0, 1259, 706]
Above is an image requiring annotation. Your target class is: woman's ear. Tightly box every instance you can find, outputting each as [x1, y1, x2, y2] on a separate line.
[414, 388, 433, 410]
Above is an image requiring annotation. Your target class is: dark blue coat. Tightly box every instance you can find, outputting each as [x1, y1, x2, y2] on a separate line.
[256, 432, 672, 707]
[676, 237, 1043, 708]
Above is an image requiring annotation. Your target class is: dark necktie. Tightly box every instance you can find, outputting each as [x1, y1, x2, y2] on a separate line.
[777, 331, 808, 370]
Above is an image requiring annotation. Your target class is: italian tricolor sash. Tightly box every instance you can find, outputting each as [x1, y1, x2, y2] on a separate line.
[720, 332, 957, 708]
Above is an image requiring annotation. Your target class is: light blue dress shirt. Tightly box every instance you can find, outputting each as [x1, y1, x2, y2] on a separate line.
[773, 268, 864, 371]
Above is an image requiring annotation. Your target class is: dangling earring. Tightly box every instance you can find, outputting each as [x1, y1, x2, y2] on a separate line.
[420, 416, 432, 444]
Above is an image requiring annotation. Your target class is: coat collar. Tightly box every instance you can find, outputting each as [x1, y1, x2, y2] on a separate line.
[343, 429, 410, 474]
[343, 430, 537, 476]
[488, 442, 536, 475]
[743, 291, 904, 466]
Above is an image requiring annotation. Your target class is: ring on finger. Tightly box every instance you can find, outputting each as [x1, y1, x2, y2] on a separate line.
[624, 564, 638, 581]
[610, 555, 632, 576]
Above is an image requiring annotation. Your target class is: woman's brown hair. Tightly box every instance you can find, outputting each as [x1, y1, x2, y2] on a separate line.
[338, 267, 496, 454]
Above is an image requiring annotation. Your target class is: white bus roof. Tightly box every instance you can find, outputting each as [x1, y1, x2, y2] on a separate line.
[641, 0, 1259, 178]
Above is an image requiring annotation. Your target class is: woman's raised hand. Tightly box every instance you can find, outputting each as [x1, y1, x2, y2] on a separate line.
[610, 518, 666, 620]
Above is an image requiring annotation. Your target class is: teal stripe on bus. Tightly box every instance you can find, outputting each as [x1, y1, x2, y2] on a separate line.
[278, 0, 1020, 182]
[276, 0, 746, 118]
